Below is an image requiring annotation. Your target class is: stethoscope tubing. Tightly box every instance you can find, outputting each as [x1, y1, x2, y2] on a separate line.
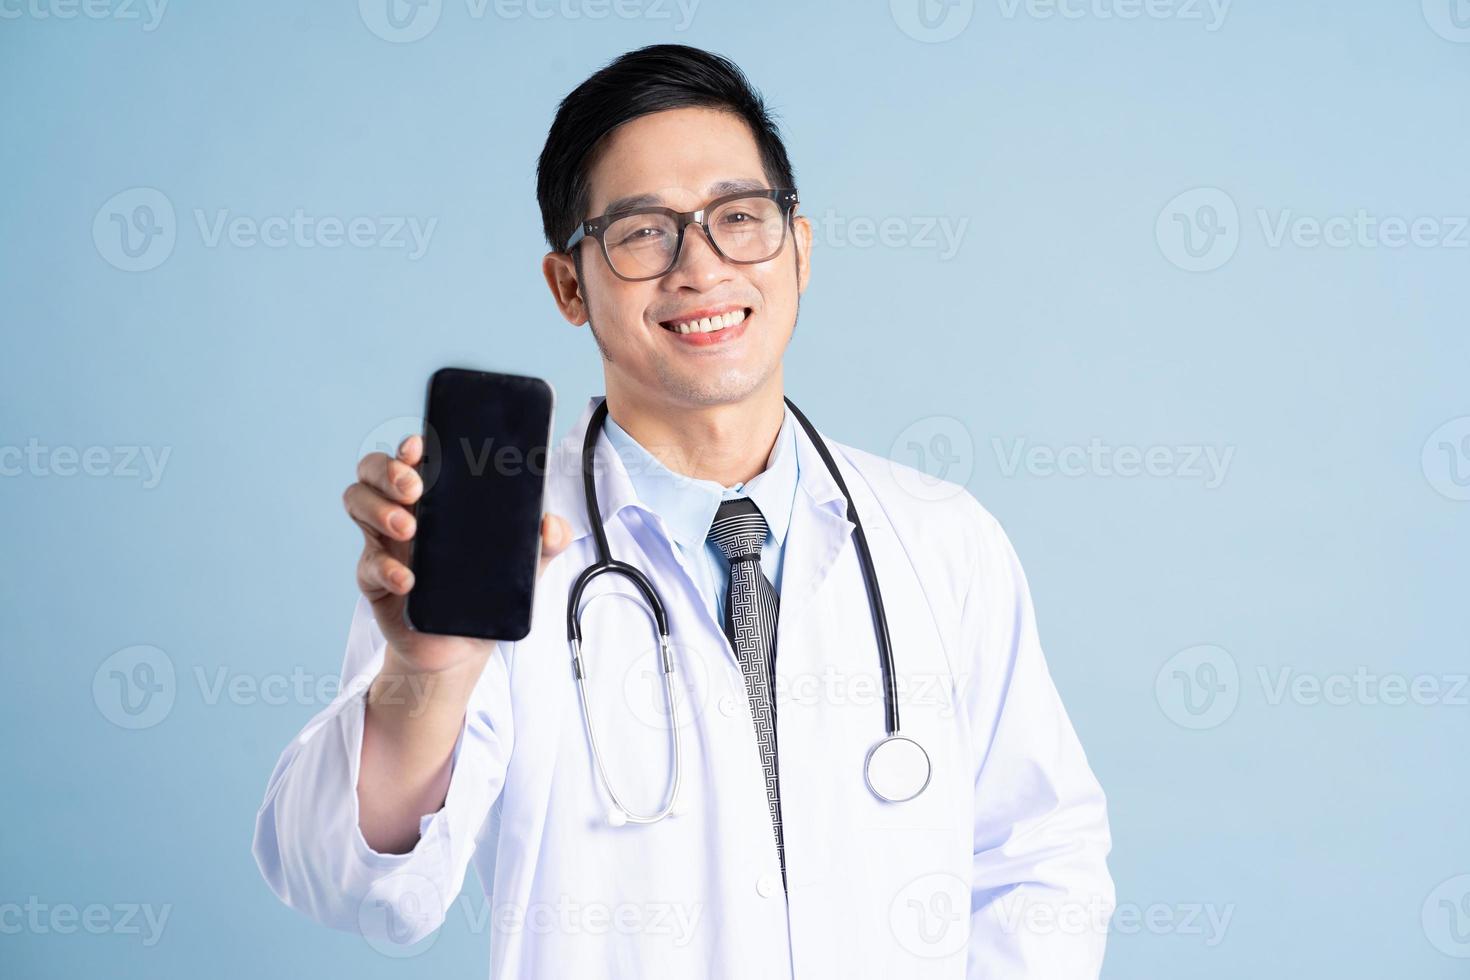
[565, 396, 906, 821]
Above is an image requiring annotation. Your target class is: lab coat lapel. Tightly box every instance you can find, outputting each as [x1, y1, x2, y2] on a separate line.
[545, 396, 860, 671]
[774, 417, 854, 668]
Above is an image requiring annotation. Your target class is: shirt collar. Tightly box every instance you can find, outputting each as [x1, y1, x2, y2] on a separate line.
[545, 395, 846, 548]
[601, 402, 800, 554]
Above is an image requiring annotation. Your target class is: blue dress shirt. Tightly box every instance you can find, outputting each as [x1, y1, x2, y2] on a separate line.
[601, 405, 800, 626]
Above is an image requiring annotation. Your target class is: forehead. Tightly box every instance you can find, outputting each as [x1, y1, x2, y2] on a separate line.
[583, 106, 769, 216]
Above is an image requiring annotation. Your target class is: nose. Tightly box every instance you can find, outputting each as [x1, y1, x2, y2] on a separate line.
[664, 221, 733, 288]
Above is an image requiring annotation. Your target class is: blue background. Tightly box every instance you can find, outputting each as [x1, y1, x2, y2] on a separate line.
[3, 1, 1468, 976]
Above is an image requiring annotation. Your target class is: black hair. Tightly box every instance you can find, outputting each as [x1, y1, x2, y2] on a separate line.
[535, 44, 797, 256]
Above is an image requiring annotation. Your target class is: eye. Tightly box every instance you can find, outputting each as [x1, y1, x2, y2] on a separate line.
[612, 224, 668, 247]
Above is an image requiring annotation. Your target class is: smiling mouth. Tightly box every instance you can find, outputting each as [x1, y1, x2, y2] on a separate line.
[658, 307, 751, 335]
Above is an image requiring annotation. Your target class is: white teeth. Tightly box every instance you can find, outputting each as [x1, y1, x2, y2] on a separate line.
[669, 308, 747, 335]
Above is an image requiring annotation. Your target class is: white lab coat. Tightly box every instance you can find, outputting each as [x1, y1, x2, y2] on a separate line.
[252, 394, 1114, 978]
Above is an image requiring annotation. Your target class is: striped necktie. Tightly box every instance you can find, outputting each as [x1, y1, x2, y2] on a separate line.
[707, 496, 786, 886]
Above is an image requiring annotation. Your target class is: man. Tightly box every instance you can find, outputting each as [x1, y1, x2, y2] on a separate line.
[253, 43, 1114, 978]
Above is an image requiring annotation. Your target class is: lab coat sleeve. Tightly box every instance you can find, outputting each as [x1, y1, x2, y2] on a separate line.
[957, 499, 1115, 978]
[251, 594, 512, 945]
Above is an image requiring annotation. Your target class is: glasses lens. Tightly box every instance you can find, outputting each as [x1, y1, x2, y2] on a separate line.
[708, 195, 786, 262]
[603, 211, 680, 279]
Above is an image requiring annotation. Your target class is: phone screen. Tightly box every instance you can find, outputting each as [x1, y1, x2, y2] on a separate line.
[406, 368, 556, 641]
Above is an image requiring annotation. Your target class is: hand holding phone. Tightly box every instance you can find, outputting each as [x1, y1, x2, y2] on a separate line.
[342, 369, 568, 674]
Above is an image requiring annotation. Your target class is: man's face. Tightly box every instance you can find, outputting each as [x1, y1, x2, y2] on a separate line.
[545, 106, 812, 409]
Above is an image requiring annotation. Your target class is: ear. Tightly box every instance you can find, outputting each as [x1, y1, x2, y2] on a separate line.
[792, 213, 813, 295]
[542, 250, 588, 326]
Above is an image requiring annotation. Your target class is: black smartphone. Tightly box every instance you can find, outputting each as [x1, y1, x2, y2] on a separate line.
[405, 367, 556, 641]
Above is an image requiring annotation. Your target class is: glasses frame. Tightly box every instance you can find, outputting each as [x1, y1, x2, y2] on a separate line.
[564, 187, 799, 282]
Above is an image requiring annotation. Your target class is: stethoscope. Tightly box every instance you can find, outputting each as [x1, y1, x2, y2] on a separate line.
[567, 397, 932, 826]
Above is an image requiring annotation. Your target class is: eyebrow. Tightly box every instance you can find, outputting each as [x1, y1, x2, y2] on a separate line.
[599, 178, 769, 217]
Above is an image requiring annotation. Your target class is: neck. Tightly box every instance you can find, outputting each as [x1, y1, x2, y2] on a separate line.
[604, 379, 786, 489]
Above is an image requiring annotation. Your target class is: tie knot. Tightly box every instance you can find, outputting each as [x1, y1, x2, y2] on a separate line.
[707, 496, 769, 564]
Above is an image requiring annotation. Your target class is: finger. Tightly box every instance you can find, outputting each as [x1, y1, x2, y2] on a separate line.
[396, 433, 424, 468]
[356, 451, 422, 504]
[343, 482, 416, 541]
[538, 513, 572, 575]
[358, 548, 414, 597]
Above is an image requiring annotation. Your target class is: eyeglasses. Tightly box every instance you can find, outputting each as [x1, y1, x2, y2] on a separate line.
[564, 188, 799, 282]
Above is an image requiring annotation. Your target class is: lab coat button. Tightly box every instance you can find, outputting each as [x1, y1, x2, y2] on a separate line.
[756, 874, 779, 898]
[718, 694, 738, 717]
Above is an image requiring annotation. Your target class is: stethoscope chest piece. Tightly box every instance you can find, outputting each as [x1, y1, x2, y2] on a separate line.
[864, 735, 932, 803]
